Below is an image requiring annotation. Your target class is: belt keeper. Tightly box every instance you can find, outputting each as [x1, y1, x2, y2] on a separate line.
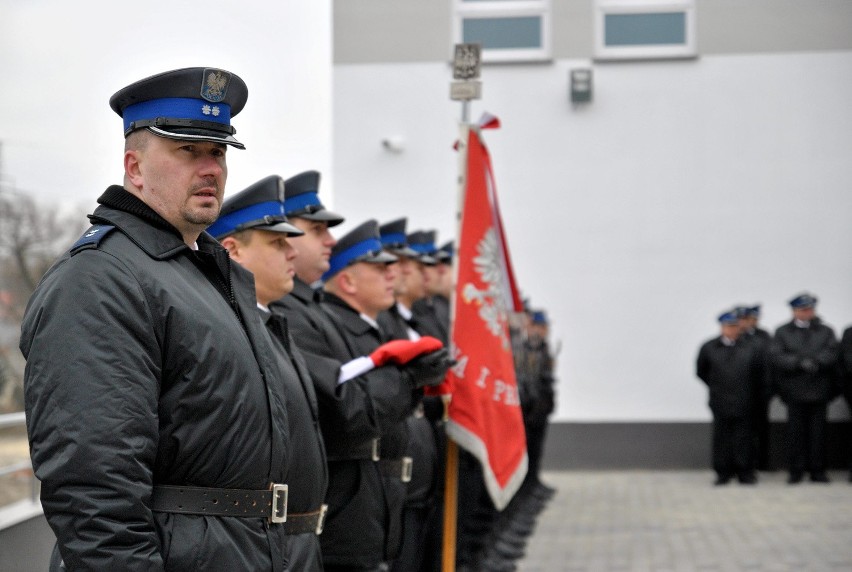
[270, 483, 288, 524]
[401, 457, 413, 483]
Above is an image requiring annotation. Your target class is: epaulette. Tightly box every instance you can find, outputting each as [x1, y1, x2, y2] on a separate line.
[70, 224, 116, 255]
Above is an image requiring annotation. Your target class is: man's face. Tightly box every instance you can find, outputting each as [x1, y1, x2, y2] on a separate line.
[721, 323, 741, 340]
[288, 218, 337, 284]
[793, 306, 816, 322]
[436, 262, 454, 297]
[350, 262, 396, 317]
[228, 230, 298, 306]
[397, 256, 427, 304]
[127, 135, 227, 237]
[423, 264, 441, 296]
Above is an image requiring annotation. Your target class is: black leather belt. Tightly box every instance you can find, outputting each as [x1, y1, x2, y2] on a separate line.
[152, 484, 288, 524]
[286, 506, 329, 535]
[378, 457, 413, 483]
[327, 438, 381, 462]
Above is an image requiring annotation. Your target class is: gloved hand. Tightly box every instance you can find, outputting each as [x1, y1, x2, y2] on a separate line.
[370, 336, 443, 367]
[402, 348, 457, 389]
[337, 336, 444, 384]
[800, 358, 818, 374]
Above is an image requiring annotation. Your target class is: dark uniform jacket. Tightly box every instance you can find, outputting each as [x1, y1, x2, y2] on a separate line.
[412, 295, 450, 345]
[271, 279, 416, 568]
[20, 187, 292, 571]
[378, 304, 439, 510]
[260, 309, 328, 571]
[696, 337, 764, 417]
[769, 319, 838, 404]
[838, 326, 852, 402]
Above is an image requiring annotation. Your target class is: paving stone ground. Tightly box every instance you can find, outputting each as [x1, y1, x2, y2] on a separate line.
[517, 470, 852, 572]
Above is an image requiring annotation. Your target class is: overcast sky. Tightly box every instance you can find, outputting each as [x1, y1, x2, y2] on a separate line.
[0, 0, 332, 216]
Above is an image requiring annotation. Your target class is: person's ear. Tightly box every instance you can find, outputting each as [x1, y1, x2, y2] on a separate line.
[124, 149, 144, 188]
[220, 236, 241, 261]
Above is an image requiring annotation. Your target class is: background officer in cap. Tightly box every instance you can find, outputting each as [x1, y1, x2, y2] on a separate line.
[210, 175, 329, 571]
[413, 239, 454, 345]
[21, 67, 296, 570]
[376, 218, 443, 572]
[269, 183, 447, 572]
[769, 293, 838, 483]
[696, 309, 765, 485]
[836, 323, 852, 482]
[736, 304, 775, 471]
[320, 220, 454, 571]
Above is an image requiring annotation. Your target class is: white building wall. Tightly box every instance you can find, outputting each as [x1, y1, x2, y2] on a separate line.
[333, 51, 852, 421]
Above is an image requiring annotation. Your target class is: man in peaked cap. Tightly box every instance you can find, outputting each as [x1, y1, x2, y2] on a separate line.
[270, 187, 449, 570]
[211, 175, 330, 571]
[376, 218, 445, 572]
[22, 67, 301, 571]
[696, 310, 765, 485]
[769, 292, 838, 483]
[735, 304, 775, 472]
[319, 220, 454, 571]
[413, 239, 455, 345]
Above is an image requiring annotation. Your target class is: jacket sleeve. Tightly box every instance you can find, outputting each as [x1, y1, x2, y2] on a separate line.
[768, 329, 801, 373]
[696, 343, 711, 385]
[20, 251, 164, 570]
[815, 327, 839, 370]
[282, 304, 382, 444]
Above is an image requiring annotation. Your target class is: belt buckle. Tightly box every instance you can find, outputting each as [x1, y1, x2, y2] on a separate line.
[316, 504, 329, 535]
[401, 457, 413, 483]
[270, 483, 288, 524]
[371, 438, 381, 462]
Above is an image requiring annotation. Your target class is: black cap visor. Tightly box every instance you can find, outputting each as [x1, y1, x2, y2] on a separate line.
[290, 207, 345, 228]
[232, 216, 304, 237]
[146, 125, 245, 150]
[357, 250, 398, 265]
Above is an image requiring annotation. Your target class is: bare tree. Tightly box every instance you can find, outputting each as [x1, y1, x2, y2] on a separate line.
[0, 188, 87, 411]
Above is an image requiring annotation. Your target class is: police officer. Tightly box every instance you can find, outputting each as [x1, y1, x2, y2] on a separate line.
[697, 309, 764, 485]
[769, 293, 838, 484]
[269, 178, 448, 571]
[210, 175, 329, 570]
[837, 324, 852, 482]
[736, 304, 774, 471]
[412, 240, 454, 346]
[377, 219, 443, 572]
[21, 67, 295, 570]
[319, 220, 455, 571]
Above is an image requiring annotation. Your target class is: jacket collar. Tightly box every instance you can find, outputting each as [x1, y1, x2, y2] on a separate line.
[91, 185, 224, 260]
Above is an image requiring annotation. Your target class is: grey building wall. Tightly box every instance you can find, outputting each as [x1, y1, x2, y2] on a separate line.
[334, 0, 852, 64]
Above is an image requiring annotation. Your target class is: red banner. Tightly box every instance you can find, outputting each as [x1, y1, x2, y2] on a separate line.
[443, 123, 527, 510]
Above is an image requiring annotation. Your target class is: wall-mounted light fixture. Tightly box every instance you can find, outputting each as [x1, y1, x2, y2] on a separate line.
[570, 68, 593, 103]
[381, 136, 406, 153]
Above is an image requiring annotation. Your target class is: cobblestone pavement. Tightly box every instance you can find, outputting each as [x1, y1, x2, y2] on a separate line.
[517, 470, 852, 572]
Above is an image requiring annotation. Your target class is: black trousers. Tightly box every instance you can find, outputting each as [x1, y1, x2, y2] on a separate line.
[712, 414, 753, 478]
[751, 398, 772, 470]
[786, 401, 827, 475]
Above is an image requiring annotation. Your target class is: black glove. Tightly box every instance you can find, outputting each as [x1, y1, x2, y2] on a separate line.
[800, 358, 818, 374]
[402, 348, 456, 388]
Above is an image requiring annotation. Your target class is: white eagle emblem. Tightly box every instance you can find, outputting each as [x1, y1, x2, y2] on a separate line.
[200, 69, 230, 103]
[461, 228, 511, 349]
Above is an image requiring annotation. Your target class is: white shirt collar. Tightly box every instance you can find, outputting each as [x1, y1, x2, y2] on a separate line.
[396, 301, 413, 321]
[360, 313, 380, 330]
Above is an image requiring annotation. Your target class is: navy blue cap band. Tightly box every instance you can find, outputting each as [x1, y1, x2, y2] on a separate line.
[323, 238, 385, 281]
[284, 192, 322, 215]
[123, 97, 232, 133]
[207, 200, 284, 238]
[381, 232, 407, 247]
[410, 242, 436, 254]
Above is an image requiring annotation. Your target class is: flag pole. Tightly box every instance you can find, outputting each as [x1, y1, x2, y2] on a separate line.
[442, 43, 481, 572]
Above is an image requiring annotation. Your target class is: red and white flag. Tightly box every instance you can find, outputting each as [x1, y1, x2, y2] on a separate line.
[442, 119, 527, 510]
